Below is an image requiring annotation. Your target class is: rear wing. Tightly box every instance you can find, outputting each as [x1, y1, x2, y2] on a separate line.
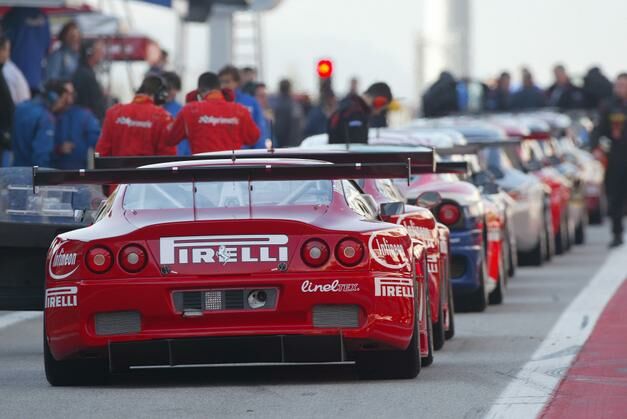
[93, 150, 434, 170]
[435, 161, 468, 174]
[435, 140, 521, 157]
[33, 153, 441, 189]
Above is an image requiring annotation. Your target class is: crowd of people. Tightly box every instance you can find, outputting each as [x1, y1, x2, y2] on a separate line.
[422, 65, 615, 117]
[0, 8, 624, 174]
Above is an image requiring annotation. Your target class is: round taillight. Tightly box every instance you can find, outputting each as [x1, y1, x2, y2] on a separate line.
[119, 244, 147, 273]
[438, 204, 461, 226]
[335, 238, 364, 267]
[301, 239, 330, 267]
[86, 246, 113, 274]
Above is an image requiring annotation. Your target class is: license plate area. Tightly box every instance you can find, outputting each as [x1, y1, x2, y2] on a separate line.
[172, 288, 278, 313]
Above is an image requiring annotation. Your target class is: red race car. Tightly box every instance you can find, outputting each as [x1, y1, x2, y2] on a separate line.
[36, 153, 444, 385]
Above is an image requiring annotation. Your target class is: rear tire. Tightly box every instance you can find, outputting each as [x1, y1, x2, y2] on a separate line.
[356, 284, 421, 379]
[555, 214, 568, 255]
[444, 279, 455, 340]
[465, 256, 488, 312]
[421, 281, 435, 367]
[44, 336, 108, 386]
[432, 295, 445, 351]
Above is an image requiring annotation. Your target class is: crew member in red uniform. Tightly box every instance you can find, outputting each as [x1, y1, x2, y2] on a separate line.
[166, 72, 259, 153]
[95, 75, 175, 157]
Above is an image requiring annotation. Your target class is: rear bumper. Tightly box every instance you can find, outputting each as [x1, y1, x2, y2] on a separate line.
[449, 229, 482, 295]
[45, 272, 416, 361]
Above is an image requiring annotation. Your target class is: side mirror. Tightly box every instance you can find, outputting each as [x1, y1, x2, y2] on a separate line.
[472, 170, 496, 187]
[415, 191, 442, 209]
[73, 209, 85, 223]
[481, 182, 500, 195]
[380, 201, 406, 217]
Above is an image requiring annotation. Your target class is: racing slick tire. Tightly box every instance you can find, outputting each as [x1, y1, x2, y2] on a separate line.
[465, 256, 488, 312]
[488, 254, 506, 305]
[575, 218, 586, 245]
[506, 231, 516, 278]
[444, 279, 455, 340]
[432, 295, 446, 351]
[44, 335, 108, 386]
[544, 207, 554, 262]
[421, 279, 435, 367]
[356, 285, 421, 379]
[555, 214, 568, 255]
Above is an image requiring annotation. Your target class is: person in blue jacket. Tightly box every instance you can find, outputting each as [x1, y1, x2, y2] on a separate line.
[1, 7, 50, 92]
[52, 105, 100, 169]
[218, 65, 268, 149]
[162, 71, 190, 156]
[12, 80, 74, 167]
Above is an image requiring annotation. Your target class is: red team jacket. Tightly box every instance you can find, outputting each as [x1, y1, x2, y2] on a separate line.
[166, 91, 260, 153]
[95, 95, 176, 156]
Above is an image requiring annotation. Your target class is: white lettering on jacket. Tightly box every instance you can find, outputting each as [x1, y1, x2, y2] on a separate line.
[116, 117, 152, 128]
[198, 115, 239, 126]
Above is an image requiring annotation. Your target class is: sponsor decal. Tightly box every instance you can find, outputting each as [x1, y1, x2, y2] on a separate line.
[439, 239, 448, 255]
[301, 280, 360, 293]
[488, 228, 501, 242]
[374, 277, 414, 298]
[198, 115, 239, 126]
[116, 116, 152, 128]
[427, 254, 439, 274]
[397, 216, 436, 249]
[368, 234, 409, 270]
[160, 235, 289, 265]
[45, 287, 77, 308]
[48, 241, 80, 280]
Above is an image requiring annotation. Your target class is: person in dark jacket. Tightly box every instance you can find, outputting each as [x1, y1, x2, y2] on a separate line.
[304, 89, 337, 138]
[46, 21, 81, 82]
[591, 73, 627, 247]
[486, 72, 512, 111]
[12, 80, 74, 167]
[327, 82, 392, 144]
[73, 39, 107, 121]
[0, 36, 15, 166]
[511, 68, 546, 110]
[52, 105, 100, 169]
[422, 71, 458, 117]
[582, 67, 613, 110]
[272, 79, 304, 147]
[546, 64, 583, 110]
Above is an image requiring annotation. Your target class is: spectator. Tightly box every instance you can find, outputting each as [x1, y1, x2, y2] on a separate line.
[46, 21, 81, 82]
[95, 75, 174, 157]
[0, 37, 30, 105]
[52, 104, 100, 170]
[253, 82, 273, 148]
[218, 65, 267, 148]
[340, 77, 359, 106]
[272, 79, 304, 147]
[304, 90, 337, 138]
[1, 7, 50, 92]
[546, 64, 583, 109]
[0, 36, 15, 166]
[327, 81, 392, 144]
[240, 66, 257, 96]
[511, 68, 546, 110]
[12, 79, 74, 167]
[486, 72, 512, 111]
[166, 72, 259, 153]
[162, 71, 191, 156]
[422, 71, 459, 117]
[582, 67, 613, 110]
[73, 39, 107, 121]
[591, 73, 627, 247]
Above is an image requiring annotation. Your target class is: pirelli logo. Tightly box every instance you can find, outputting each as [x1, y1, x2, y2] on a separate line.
[374, 278, 414, 298]
[159, 234, 289, 265]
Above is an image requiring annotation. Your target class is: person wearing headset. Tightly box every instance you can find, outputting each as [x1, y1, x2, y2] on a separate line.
[11, 79, 74, 167]
[73, 39, 107, 121]
[95, 75, 175, 157]
[327, 82, 393, 144]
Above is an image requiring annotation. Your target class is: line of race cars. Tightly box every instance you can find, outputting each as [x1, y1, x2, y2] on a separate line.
[0, 110, 603, 385]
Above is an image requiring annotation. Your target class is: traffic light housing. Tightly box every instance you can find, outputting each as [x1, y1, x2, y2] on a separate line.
[317, 59, 333, 79]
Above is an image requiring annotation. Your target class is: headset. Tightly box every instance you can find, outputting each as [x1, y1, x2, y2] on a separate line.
[153, 76, 169, 105]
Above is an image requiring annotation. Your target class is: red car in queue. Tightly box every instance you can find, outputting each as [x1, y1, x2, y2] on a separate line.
[95, 149, 461, 352]
[514, 117, 574, 255]
[37, 153, 441, 386]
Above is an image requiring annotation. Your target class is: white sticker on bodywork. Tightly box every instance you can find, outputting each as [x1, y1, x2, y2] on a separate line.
[45, 286, 78, 308]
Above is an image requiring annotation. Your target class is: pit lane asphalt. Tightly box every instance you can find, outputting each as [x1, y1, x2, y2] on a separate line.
[0, 227, 611, 419]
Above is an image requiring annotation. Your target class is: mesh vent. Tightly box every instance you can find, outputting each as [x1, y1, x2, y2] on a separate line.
[450, 255, 467, 278]
[95, 311, 141, 336]
[183, 292, 203, 310]
[224, 290, 244, 309]
[313, 305, 359, 328]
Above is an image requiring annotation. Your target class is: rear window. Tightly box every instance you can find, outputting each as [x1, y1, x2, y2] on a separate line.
[123, 180, 333, 210]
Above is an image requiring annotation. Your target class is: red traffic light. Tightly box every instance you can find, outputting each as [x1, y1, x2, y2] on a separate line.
[317, 59, 333, 79]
